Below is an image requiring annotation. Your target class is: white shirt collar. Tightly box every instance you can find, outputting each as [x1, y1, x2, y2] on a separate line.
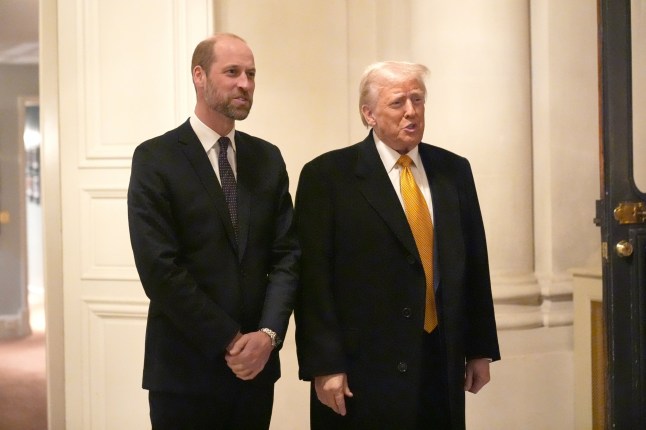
[373, 133, 421, 173]
[190, 113, 237, 153]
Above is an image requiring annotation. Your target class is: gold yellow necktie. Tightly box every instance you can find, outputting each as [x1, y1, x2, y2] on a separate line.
[397, 155, 438, 333]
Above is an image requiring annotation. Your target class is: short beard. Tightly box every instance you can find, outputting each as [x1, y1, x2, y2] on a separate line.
[204, 82, 252, 121]
[218, 101, 251, 121]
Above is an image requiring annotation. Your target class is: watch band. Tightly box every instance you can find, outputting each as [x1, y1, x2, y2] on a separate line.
[259, 328, 281, 348]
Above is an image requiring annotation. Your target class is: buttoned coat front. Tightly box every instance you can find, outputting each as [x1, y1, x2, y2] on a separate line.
[294, 133, 500, 429]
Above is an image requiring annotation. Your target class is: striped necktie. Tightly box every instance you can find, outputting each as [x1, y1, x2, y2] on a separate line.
[397, 155, 438, 333]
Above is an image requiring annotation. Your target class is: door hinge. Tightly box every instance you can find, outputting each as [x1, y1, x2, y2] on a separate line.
[594, 200, 604, 226]
[613, 201, 646, 224]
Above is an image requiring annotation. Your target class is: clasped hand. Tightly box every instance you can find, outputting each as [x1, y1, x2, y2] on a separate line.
[225, 331, 273, 380]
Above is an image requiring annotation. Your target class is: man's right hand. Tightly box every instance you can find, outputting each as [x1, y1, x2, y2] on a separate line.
[225, 331, 272, 380]
[314, 373, 353, 416]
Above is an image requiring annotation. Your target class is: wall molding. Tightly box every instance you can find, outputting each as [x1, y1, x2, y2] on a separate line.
[492, 272, 574, 330]
[80, 187, 139, 281]
[74, 0, 208, 168]
[82, 297, 149, 429]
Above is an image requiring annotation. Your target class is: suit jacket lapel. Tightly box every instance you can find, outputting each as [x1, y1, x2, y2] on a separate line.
[177, 120, 239, 254]
[355, 134, 420, 260]
[233, 131, 251, 260]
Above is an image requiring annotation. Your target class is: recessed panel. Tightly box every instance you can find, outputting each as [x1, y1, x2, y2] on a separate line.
[81, 189, 138, 280]
[83, 0, 180, 162]
[86, 301, 149, 429]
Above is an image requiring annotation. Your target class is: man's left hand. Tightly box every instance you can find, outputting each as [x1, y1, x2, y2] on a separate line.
[225, 331, 273, 380]
[464, 358, 491, 394]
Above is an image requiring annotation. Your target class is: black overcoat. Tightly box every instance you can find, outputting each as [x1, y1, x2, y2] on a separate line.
[294, 133, 500, 429]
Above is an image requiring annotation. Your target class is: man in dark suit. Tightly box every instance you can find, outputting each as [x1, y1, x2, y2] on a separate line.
[127, 33, 299, 430]
[294, 61, 500, 429]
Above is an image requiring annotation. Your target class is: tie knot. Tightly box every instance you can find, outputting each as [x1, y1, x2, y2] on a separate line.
[218, 136, 231, 150]
[397, 155, 413, 168]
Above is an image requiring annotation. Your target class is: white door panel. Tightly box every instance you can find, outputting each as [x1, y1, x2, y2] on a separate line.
[55, 0, 212, 427]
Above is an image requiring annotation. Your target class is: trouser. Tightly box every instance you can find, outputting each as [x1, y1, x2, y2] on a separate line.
[149, 379, 274, 430]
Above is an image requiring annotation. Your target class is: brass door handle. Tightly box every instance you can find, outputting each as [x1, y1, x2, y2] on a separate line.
[616, 240, 634, 257]
[614, 202, 646, 224]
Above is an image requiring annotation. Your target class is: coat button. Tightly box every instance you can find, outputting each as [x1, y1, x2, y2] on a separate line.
[402, 307, 412, 318]
[406, 255, 416, 265]
[397, 361, 408, 373]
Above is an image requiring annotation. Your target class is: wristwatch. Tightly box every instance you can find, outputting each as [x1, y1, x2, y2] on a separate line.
[259, 328, 282, 349]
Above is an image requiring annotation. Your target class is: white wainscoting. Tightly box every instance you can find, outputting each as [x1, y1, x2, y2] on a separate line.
[55, 0, 213, 427]
[83, 299, 149, 430]
[80, 187, 138, 281]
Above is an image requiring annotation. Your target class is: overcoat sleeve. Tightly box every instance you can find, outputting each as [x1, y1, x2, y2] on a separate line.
[294, 160, 347, 380]
[458, 157, 500, 361]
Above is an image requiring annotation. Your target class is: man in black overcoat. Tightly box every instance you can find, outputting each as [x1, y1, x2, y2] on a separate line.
[295, 61, 500, 429]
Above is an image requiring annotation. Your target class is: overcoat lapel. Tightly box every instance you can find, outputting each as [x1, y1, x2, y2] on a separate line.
[419, 142, 459, 292]
[177, 121, 239, 255]
[354, 135, 420, 260]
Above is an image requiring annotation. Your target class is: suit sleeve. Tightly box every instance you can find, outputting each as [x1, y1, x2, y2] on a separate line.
[127, 143, 240, 358]
[294, 160, 347, 380]
[258, 153, 300, 345]
[459, 158, 501, 362]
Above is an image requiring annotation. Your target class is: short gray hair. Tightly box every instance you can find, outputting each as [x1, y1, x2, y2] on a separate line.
[358, 61, 429, 126]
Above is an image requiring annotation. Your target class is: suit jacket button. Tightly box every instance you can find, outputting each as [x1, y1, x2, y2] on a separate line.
[397, 361, 408, 373]
[402, 307, 412, 318]
[407, 255, 416, 265]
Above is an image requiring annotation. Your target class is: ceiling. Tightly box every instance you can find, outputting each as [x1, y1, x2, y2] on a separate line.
[0, 0, 39, 64]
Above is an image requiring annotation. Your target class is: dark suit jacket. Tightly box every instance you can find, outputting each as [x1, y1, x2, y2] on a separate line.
[128, 119, 299, 394]
[294, 132, 500, 429]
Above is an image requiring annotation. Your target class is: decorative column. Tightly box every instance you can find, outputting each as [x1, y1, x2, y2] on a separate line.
[410, 0, 541, 329]
[531, 0, 600, 328]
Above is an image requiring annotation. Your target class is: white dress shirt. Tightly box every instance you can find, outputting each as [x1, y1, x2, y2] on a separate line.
[190, 113, 237, 182]
[374, 135, 434, 222]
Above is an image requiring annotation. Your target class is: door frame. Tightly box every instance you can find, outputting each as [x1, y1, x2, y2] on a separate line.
[598, 0, 646, 427]
[40, 0, 66, 427]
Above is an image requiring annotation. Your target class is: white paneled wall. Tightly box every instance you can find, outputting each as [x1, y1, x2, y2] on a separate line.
[79, 187, 136, 281]
[83, 300, 148, 429]
[55, 0, 213, 428]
